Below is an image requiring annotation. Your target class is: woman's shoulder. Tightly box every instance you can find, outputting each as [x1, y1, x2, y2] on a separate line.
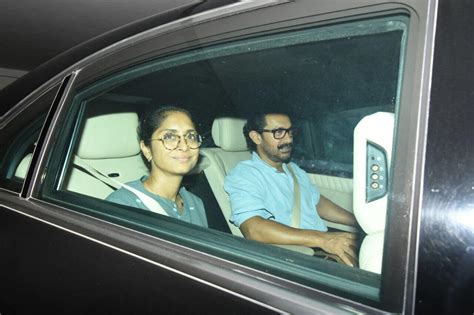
[180, 187, 203, 203]
[106, 179, 144, 201]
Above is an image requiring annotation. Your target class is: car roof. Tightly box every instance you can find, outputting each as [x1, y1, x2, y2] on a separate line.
[0, 0, 236, 118]
[0, 0, 203, 71]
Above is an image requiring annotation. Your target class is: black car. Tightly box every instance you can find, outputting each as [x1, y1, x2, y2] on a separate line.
[1, 0, 472, 313]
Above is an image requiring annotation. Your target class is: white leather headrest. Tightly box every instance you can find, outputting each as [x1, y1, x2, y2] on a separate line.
[211, 117, 248, 152]
[77, 111, 140, 159]
[353, 112, 394, 234]
[359, 231, 384, 274]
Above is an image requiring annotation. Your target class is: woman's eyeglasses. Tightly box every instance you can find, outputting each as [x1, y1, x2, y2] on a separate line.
[260, 127, 296, 140]
[150, 132, 203, 150]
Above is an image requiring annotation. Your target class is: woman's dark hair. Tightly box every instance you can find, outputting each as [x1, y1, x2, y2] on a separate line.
[243, 109, 291, 152]
[138, 105, 192, 147]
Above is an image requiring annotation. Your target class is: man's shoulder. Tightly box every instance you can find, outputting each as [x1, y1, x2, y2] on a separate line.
[288, 161, 307, 174]
[225, 159, 264, 186]
[287, 162, 317, 190]
[229, 158, 261, 174]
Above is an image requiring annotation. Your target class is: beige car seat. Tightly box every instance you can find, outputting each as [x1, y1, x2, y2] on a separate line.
[200, 117, 250, 236]
[64, 105, 149, 199]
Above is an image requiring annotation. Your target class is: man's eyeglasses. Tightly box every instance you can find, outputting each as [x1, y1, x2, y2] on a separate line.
[260, 127, 296, 140]
[150, 132, 203, 150]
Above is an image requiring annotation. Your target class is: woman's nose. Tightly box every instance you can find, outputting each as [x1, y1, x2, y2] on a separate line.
[176, 138, 190, 151]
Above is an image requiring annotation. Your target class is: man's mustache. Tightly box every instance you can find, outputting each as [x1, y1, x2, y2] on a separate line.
[278, 143, 293, 150]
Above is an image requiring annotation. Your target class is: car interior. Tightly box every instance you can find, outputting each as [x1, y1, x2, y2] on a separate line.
[10, 96, 393, 273]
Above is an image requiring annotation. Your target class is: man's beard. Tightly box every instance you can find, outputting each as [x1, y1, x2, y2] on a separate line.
[263, 142, 293, 164]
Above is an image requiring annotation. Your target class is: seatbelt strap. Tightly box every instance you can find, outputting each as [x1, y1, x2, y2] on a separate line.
[271, 165, 314, 255]
[287, 164, 301, 229]
[73, 156, 168, 216]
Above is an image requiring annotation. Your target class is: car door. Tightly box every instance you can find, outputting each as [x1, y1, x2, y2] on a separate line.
[1, 0, 441, 313]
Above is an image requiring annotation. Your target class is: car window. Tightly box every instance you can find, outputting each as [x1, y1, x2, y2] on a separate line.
[0, 85, 59, 192]
[40, 14, 408, 308]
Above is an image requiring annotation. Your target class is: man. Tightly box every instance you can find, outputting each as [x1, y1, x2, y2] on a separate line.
[224, 111, 359, 266]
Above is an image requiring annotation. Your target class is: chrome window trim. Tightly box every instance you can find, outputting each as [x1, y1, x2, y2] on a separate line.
[403, 0, 439, 313]
[27, 71, 80, 198]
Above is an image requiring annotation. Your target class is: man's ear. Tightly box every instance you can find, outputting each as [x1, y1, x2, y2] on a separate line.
[140, 141, 152, 162]
[249, 131, 262, 145]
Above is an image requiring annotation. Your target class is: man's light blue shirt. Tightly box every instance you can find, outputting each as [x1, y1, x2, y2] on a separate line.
[224, 152, 327, 231]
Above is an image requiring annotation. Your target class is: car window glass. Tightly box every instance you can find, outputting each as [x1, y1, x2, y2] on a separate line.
[0, 85, 59, 192]
[40, 15, 408, 308]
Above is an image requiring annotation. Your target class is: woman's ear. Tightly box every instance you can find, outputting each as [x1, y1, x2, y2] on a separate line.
[140, 141, 152, 162]
[249, 131, 262, 145]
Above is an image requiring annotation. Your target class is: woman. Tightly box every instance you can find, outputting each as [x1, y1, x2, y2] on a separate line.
[106, 106, 208, 227]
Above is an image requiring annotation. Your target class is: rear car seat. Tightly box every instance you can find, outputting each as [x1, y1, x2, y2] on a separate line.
[64, 105, 149, 199]
[200, 117, 250, 236]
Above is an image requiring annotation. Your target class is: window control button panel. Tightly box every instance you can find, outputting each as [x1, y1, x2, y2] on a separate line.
[366, 142, 388, 202]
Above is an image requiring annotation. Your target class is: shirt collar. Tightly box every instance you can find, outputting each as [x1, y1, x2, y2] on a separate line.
[251, 151, 289, 174]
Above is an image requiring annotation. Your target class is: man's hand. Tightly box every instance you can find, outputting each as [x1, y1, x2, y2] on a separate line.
[319, 232, 358, 267]
[240, 216, 359, 266]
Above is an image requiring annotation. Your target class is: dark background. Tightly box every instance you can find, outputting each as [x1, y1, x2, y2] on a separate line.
[0, 0, 193, 71]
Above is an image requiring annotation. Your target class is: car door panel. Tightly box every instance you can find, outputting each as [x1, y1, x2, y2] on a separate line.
[0, 194, 278, 314]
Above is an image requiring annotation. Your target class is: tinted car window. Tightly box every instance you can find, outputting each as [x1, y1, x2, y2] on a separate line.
[40, 15, 408, 306]
[0, 85, 59, 192]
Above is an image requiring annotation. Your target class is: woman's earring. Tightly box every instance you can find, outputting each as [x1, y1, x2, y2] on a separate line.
[147, 157, 152, 162]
